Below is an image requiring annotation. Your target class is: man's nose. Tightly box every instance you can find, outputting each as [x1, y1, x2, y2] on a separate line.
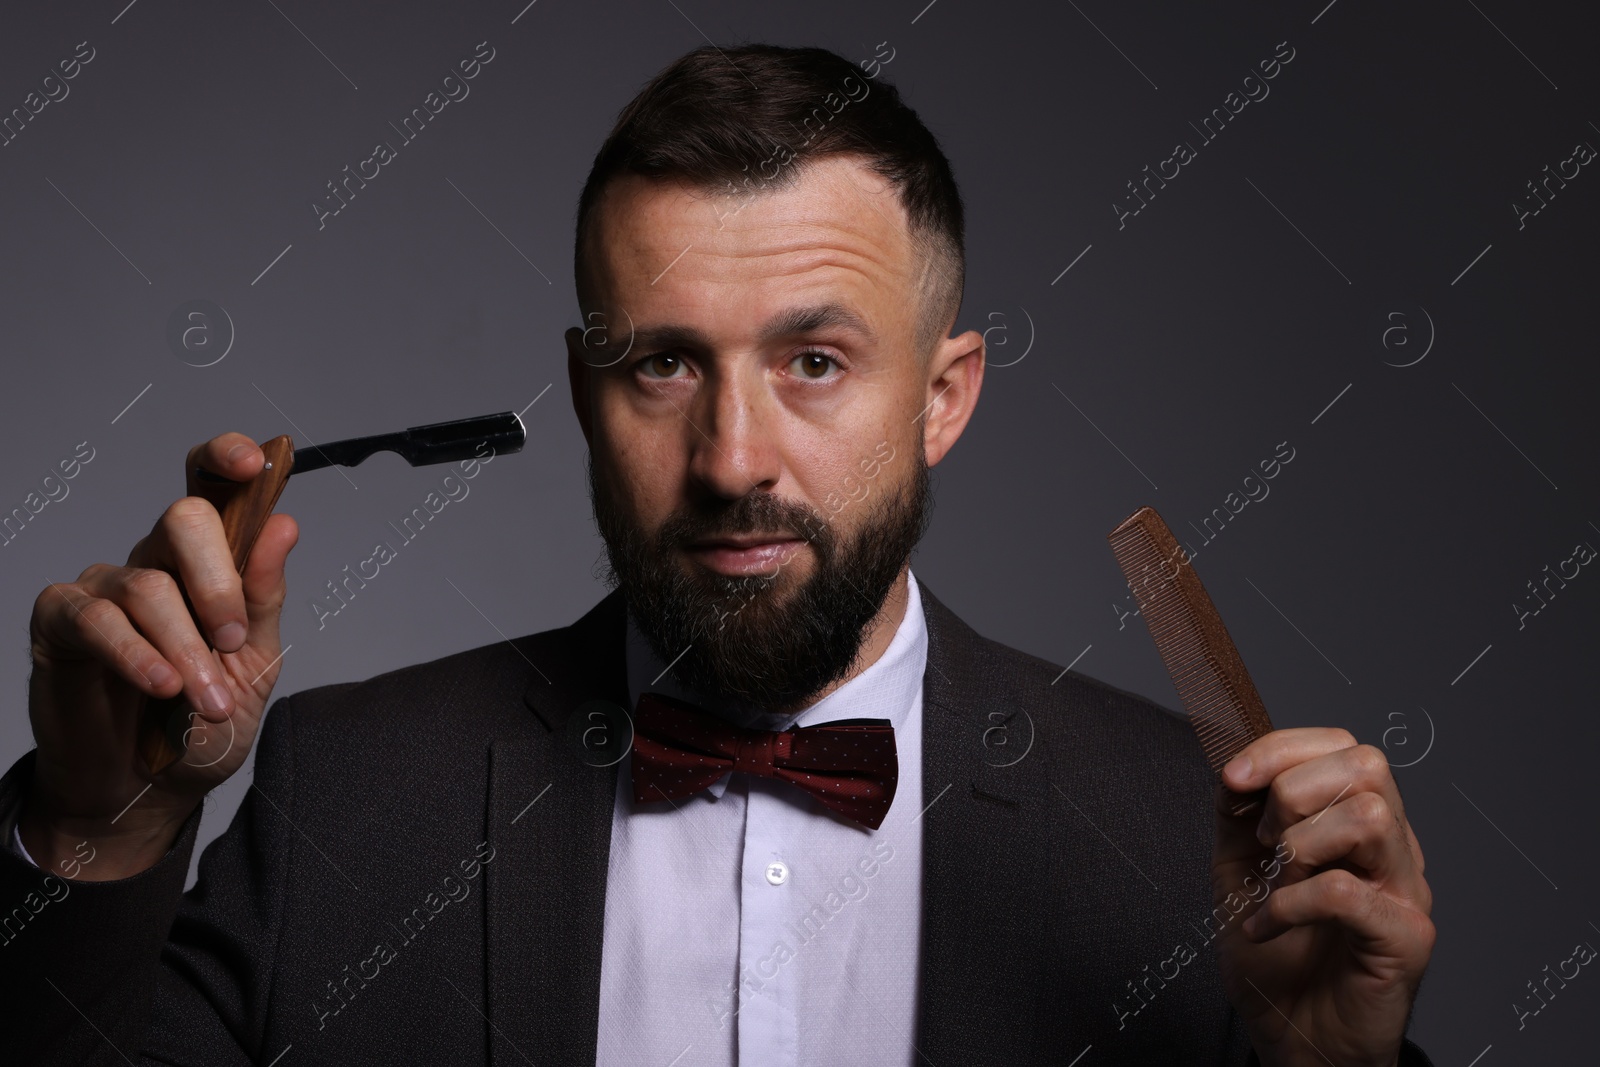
[685, 370, 781, 498]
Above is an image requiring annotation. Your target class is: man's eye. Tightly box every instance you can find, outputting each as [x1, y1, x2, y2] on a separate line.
[790, 350, 839, 379]
[639, 353, 687, 379]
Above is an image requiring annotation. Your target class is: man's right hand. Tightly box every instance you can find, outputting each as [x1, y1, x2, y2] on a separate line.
[19, 432, 299, 881]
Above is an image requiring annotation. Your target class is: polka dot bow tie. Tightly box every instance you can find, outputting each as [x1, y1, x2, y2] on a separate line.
[630, 691, 899, 830]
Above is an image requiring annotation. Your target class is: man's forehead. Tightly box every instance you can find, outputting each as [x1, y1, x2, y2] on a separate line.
[625, 301, 881, 356]
[581, 156, 920, 335]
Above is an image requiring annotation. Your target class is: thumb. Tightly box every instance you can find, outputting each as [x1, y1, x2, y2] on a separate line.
[240, 512, 299, 652]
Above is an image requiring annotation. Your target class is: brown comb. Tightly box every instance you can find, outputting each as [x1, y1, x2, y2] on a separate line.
[1107, 505, 1273, 817]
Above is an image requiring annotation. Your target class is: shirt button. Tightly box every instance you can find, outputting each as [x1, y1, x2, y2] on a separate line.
[765, 861, 789, 886]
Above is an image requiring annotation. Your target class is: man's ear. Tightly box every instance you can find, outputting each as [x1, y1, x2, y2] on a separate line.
[922, 328, 985, 468]
[565, 325, 594, 448]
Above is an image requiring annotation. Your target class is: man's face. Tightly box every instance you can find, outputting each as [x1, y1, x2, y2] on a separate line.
[566, 155, 981, 713]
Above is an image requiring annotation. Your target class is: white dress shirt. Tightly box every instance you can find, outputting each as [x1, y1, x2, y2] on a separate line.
[7, 573, 929, 1067]
[594, 569, 926, 1067]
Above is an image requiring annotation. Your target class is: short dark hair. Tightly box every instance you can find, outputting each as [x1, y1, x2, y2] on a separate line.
[574, 43, 966, 360]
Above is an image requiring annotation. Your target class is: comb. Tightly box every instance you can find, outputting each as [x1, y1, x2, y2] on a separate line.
[1106, 506, 1273, 816]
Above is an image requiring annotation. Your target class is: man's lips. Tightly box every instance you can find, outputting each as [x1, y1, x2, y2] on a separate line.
[682, 536, 806, 575]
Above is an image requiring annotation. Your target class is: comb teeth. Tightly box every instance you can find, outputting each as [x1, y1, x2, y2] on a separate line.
[1107, 506, 1274, 815]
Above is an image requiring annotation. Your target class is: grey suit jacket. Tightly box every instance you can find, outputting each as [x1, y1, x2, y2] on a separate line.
[0, 581, 1431, 1065]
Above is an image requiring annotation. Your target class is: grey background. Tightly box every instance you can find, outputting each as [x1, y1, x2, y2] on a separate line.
[2, 0, 1596, 1060]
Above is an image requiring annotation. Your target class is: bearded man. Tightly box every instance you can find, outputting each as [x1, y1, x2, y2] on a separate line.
[2, 43, 1434, 1067]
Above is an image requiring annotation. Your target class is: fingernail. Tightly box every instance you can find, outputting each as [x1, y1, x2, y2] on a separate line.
[147, 662, 175, 688]
[1228, 756, 1251, 784]
[202, 683, 232, 714]
[214, 621, 247, 651]
[227, 443, 255, 463]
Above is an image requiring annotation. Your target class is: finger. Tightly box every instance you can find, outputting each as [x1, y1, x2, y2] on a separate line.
[1214, 727, 1356, 868]
[32, 582, 183, 699]
[88, 567, 234, 722]
[1222, 726, 1359, 794]
[184, 435, 267, 521]
[1224, 729, 1425, 878]
[153, 497, 250, 653]
[1221, 727, 1362, 843]
[1274, 791, 1417, 892]
[186, 433, 263, 484]
[1253, 743, 1405, 848]
[1242, 867, 1426, 953]
[238, 513, 298, 682]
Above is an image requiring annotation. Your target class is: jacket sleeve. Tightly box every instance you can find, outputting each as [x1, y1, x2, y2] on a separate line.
[0, 695, 299, 1066]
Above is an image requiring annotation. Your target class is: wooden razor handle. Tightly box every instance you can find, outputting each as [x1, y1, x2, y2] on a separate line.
[136, 435, 296, 774]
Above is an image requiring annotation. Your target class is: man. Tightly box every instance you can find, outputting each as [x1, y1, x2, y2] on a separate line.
[2, 44, 1434, 1065]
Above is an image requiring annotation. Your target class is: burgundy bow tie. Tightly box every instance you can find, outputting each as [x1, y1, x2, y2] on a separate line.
[629, 691, 899, 830]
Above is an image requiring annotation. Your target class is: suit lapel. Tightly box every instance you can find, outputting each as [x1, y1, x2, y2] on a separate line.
[915, 582, 1055, 1063]
[485, 591, 629, 1067]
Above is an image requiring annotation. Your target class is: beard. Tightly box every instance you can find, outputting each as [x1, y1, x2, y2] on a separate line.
[588, 448, 933, 715]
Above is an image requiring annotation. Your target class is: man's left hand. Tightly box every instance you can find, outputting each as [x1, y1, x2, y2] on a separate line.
[1214, 728, 1435, 1067]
